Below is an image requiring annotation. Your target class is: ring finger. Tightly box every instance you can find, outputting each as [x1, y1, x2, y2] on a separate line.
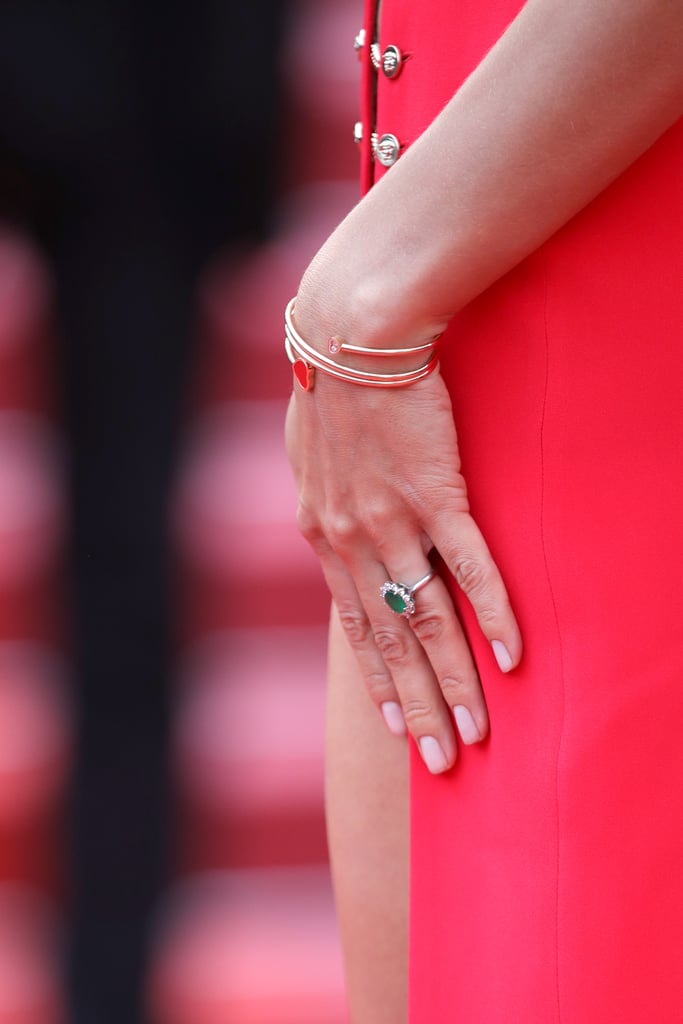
[353, 559, 468, 774]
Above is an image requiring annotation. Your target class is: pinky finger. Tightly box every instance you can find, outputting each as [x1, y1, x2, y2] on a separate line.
[316, 546, 407, 737]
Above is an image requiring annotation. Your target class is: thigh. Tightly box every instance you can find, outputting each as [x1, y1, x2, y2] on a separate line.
[326, 604, 409, 1024]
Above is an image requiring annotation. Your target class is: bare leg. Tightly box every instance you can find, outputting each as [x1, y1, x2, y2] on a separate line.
[325, 604, 409, 1024]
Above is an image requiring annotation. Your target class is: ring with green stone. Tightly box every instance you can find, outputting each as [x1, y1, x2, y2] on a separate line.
[380, 570, 436, 618]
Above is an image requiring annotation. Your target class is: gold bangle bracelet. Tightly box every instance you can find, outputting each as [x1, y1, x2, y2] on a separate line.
[329, 336, 438, 357]
[285, 334, 439, 390]
[284, 298, 439, 391]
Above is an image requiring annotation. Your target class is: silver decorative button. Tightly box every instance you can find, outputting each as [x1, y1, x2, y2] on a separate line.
[374, 132, 401, 167]
[353, 121, 363, 145]
[354, 28, 366, 58]
[370, 43, 405, 78]
[382, 44, 404, 79]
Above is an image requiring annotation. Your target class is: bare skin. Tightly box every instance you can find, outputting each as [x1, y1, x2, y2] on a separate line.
[326, 605, 408, 1024]
[286, 0, 683, 1019]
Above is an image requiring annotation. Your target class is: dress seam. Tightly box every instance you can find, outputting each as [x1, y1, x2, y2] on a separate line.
[539, 258, 566, 1024]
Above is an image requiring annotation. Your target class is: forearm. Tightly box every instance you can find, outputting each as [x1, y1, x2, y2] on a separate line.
[299, 0, 683, 347]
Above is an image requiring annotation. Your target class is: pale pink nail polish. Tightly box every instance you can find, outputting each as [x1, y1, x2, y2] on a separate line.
[381, 701, 407, 736]
[453, 705, 480, 745]
[419, 735, 448, 774]
[492, 639, 513, 673]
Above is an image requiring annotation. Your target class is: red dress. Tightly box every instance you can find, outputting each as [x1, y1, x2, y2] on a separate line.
[359, 2, 683, 1021]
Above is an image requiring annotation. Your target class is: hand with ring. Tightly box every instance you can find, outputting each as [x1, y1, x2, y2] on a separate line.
[285, 282, 523, 775]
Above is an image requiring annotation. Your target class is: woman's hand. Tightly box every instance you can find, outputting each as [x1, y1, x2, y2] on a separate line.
[285, 297, 522, 774]
[283, 0, 683, 772]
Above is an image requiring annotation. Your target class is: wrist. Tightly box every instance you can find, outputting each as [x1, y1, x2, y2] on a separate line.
[284, 298, 440, 390]
[295, 255, 450, 363]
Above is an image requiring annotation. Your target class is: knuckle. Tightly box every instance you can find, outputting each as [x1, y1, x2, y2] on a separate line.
[337, 604, 372, 647]
[440, 674, 476, 703]
[409, 610, 446, 644]
[401, 697, 435, 729]
[454, 556, 488, 599]
[325, 513, 357, 554]
[363, 669, 394, 702]
[373, 625, 410, 665]
[475, 602, 499, 629]
[295, 502, 321, 543]
[363, 498, 395, 540]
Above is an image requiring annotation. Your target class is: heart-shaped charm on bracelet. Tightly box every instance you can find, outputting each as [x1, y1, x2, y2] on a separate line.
[293, 358, 315, 391]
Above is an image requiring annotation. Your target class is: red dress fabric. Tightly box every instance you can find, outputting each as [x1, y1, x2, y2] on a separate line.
[361, 2, 683, 1021]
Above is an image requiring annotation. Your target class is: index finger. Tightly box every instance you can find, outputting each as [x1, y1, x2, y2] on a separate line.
[427, 508, 523, 674]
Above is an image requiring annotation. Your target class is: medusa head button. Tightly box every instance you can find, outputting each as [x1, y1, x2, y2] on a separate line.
[370, 43, 405, 78]
[374, 133, 402, 166]
[382, 44, 404, 78]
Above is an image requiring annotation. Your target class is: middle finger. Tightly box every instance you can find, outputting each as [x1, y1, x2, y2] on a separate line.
[352, 558, 464, 773]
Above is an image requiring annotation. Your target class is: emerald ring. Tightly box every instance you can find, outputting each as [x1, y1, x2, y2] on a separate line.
[380, 570, 436, 618]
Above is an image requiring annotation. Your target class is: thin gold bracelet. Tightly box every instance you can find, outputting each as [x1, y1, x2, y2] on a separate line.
[284, 298, 439, 391]
[327, 336, 437, 357]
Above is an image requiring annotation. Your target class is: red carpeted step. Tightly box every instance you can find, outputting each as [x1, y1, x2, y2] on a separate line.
[0, 415, 66, 647]
[146, 867, 347, 1024]
[280, 0, 362, 189]
[0, 645, 72, 895]
[193, 181, 359, 408]
[173, 626, 328, 872]
[0, 231, 56, 418]
[0, 886, 65, 1024]
[173, 401, 328, 639]
[0, 645, 72, 825]
[0, 416, 65, 590]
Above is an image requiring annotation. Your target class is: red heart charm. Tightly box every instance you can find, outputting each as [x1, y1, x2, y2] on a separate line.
[293, 358, 314, 391]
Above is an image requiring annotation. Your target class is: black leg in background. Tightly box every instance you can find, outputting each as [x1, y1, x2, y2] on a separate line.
[0, 3, 285, 1020]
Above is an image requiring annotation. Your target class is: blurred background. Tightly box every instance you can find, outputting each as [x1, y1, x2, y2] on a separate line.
[0, 1, 361, 1021]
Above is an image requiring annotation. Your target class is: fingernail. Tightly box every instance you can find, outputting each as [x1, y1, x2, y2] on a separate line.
[492, 639, 513, 673]
[453, 705, 481, 745]
[418, 735, 448, 774]
[381, 701, 407, 736]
